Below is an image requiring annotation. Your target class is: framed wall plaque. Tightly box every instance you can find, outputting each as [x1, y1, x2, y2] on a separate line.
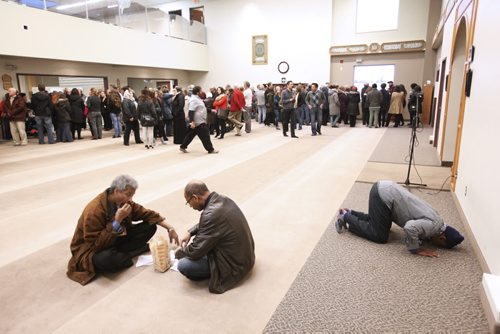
[252, 35, 268, 65]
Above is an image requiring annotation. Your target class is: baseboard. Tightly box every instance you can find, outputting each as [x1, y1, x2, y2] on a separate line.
[450, 191, 490, 273]
[451, 192, 498, 332]
[480, 275, 500, 334]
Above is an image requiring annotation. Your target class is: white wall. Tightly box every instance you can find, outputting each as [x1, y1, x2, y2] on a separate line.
[331, 0, 430, 45]
[160, 0, 332, 88]
[0, 1, 208, 72]
[453, 0, 500, 274]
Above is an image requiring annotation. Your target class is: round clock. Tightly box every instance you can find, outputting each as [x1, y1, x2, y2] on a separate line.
[278, 61, 289, 74]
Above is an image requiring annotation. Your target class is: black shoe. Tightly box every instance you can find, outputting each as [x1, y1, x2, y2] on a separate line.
[136, 141, 144, 144]
[145, 145, 149, 149]
[124, 143, 129, 146]
[208, 150, 219, 154]
[283, 134, 288, 137]
[318, 131, 322, 135]
[291, 135, 299, 138]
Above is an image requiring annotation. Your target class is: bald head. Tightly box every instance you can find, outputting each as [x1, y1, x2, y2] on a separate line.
[8, 88, 17, 97]
[184, 180, 210, 198]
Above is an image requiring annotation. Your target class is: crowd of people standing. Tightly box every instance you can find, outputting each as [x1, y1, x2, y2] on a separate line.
[0, 79, 423, 149]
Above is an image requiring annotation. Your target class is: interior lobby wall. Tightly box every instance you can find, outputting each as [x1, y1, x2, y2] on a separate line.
[0, 56, 191, 96]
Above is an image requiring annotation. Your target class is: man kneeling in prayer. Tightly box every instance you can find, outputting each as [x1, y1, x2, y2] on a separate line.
[67, 175, 179, 285]
[176, 180, 255, 293]
[336, 180, 464, 257]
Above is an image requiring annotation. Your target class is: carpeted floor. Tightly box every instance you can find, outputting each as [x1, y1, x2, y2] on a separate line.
[369, 126, 441, 166]
[264, 182, 488, 333]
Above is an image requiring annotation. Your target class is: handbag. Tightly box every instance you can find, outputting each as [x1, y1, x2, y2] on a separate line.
[217, 106, 229, 120]
[140, 114, 155, 127]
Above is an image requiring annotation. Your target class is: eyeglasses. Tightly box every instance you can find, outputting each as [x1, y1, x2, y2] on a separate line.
[185, 195, 194, 206]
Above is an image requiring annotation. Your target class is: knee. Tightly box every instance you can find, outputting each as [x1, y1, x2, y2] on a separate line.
[177, 258, 191, 276]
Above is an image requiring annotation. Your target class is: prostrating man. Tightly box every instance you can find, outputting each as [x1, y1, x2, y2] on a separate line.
[336, 180, 464, 257]
[281, 81, 298, 138]
[67, 175, 179, 285]
[176, 180, 255, 294]
[179, 86, 219, 154]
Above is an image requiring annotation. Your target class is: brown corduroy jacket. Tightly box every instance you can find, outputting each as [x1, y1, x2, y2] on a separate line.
[67, 189, 164, 285]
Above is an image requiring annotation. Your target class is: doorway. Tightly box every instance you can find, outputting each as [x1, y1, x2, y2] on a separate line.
[440, 18, 467, 187]
[433, 58, 447, 147]
[190, 6, 204, 24]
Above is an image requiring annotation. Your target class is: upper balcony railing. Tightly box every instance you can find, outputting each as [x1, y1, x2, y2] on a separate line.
[4, 0, 207, 44]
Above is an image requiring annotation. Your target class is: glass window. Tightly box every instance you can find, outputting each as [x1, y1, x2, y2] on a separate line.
[353, 65, 395, 89]
[356, 0, 399, 33]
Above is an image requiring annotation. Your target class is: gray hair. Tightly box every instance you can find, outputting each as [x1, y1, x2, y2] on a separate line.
[184, 180, 209, 197]
[110, 175, 138, 191]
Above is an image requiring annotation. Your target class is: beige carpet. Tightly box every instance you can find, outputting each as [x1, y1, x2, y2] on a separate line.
[0, 124, 386, 333]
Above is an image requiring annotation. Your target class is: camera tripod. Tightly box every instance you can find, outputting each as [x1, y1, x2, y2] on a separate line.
[400, 94, 427, 188]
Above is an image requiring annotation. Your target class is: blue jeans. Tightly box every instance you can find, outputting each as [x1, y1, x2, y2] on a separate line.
[35, 116, 54, 144]
[295, 108, 302, 129]
[110, 113, 122, 136]
[301, 104, 311, 124]
[257, 105, 266, 123]
[310, 107, 322, 134]
[178, 256, 210, 281]
[330, 115, 340, 127]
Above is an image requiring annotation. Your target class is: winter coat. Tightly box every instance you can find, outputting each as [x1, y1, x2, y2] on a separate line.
[55, 98, 72, 123]
[388, 91, 405, 115]
[172, 93, 185, 120]
[31, 91, 51, 117]
[122, 98, 138, 122]
[328, 89, 340, 116]
[347, 91, 361, 116]
[137, 96, 156, 127]
[68, 94, 85, 124]
[4, 95, 27, 122]
[366, 89, 383, 108]
[67, 189, 164, 285]
[86, 95, 101, 112]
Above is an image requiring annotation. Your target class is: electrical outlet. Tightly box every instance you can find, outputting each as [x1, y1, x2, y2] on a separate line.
[464, 186, 468, 197]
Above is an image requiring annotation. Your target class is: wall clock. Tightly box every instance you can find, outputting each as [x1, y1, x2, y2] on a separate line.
[278, 61, 289, 74]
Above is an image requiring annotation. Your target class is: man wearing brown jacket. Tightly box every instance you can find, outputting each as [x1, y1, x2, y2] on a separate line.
[176, 180, 255, 294]
[4, 88, 28, 146]
[67, 175, 179, 285]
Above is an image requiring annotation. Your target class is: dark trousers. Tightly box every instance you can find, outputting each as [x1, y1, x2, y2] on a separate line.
[362, 107, 369, 125]
[216, 117, 227, 138]
[154, 119, 167, 140]
[282, 108, 296, 136]
[71, 122, 82, 139]
[124, 120, 142, 145]
[180, 123, 215, 152]
[92, 222, 157, 273]
[344, 183, 392, 243]
[349, 115, 357, 127]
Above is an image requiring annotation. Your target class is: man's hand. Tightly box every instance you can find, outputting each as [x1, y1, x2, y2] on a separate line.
[169, 229, 180, 246]
[115, 203, 132, 223]
[190, 121, 195, 129]
[415, 248, 439, 258]
[180, 231, 192, 247]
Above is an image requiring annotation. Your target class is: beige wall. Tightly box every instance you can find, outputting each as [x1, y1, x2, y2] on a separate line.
[331, 0, 430, 45]
[0, 56, 195, 96]
[331, 52, 424, 87]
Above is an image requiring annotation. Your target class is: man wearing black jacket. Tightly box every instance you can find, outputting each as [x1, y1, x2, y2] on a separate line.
[31, 84, 54, 144]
